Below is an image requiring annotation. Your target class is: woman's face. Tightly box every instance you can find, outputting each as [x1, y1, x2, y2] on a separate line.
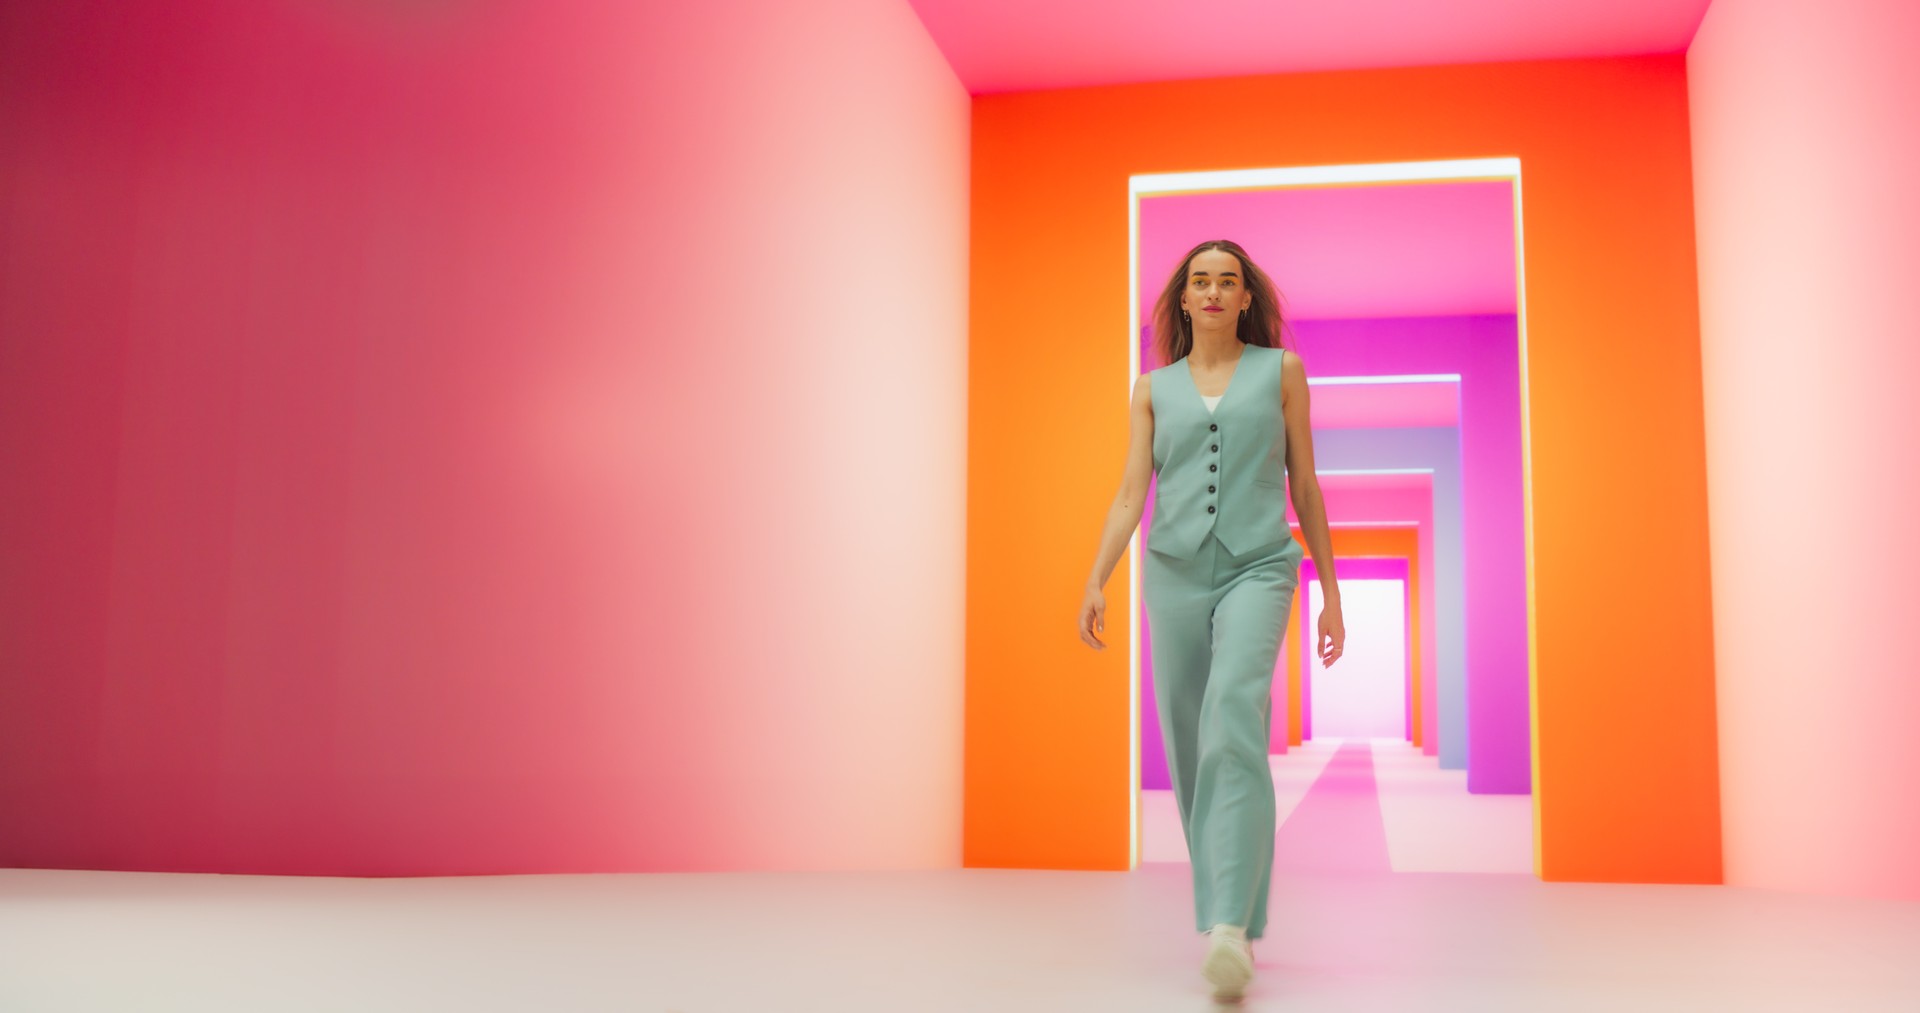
[1179, 248, 1252, 332]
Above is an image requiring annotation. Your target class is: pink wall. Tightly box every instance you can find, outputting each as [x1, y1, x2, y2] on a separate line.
[1688, 0, 1920, 900]
[0, 0, 970, 874]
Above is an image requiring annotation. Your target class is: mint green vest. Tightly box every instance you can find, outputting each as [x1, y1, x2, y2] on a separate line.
[1147, 344, 1294, 560]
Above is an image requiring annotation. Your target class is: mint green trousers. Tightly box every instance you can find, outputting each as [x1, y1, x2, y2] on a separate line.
[1144, 530, 1303, 940]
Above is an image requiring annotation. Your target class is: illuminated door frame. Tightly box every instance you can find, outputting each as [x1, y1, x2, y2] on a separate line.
[1124, 157, 1533, 869]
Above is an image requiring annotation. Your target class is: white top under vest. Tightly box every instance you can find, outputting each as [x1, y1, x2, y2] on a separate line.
[1200, 394, 1223, 414]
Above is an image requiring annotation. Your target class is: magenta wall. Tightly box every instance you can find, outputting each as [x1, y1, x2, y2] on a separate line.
[0, 0, 970, 874]
[1689, 0, 1920, 900]
[1290, 315, 1528, 793]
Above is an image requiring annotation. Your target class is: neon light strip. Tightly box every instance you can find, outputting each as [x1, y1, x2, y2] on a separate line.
[1130, 157, 1522, 195]
[1315, 467, 1435, 476]
[1126, 175, 1142, 870]
[1310, 373, 1461, 385]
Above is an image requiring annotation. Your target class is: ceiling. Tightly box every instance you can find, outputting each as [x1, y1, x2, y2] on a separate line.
[1139, 180, 1518, 322]
[906, 0, 1713, 95]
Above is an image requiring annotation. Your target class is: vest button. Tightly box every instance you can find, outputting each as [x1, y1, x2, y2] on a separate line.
[1208, 485, 1216, 493]
[1207, 505, 1216, 514]
[1209, 423, 1218, 432]
[1210, 444, 1218, 452]
[1209, 464, 1217, 472]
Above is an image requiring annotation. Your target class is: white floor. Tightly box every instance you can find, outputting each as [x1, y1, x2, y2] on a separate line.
[1369, 739, 1533, 873]
[4, 739, 1917, 1011]
[4, 862, 1919, 1011]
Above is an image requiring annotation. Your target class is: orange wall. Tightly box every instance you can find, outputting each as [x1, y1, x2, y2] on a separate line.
[964, 55, 1720, 883]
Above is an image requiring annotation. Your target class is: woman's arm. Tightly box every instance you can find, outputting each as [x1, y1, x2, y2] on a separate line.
[1281, 350, 1347, 666]
[1079, 374, 1155, 649]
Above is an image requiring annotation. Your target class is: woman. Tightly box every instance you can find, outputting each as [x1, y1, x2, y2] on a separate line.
[1078, 239, 1345, 1001]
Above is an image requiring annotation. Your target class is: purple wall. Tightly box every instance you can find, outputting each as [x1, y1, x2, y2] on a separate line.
[1291, 315, 1529, 794]
[1138, 314, 1530, 795]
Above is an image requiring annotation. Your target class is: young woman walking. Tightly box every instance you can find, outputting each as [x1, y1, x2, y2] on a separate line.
[1078, 239, 1345, 1001]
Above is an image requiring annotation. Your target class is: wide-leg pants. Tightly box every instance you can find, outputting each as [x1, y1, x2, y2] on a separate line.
[1144, 530, 1304, 941]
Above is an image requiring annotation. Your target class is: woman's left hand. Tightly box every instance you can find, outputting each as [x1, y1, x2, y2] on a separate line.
[1317, 599, 1346, 668]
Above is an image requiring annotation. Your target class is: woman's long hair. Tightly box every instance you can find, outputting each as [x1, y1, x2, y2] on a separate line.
[1150, 239, 1289, 367]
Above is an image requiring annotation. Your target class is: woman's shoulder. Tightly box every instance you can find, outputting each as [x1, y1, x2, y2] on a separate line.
[1246, 343, 1286, 368]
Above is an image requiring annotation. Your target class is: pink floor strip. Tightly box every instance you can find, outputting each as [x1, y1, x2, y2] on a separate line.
[1272, 739, 1393, 874]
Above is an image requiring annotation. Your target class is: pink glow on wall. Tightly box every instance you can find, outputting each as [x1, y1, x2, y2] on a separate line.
[0, 0, 970, 874]
[1309, 381, 1460, 430]
[1299, 483, 1433, 746]
[1689, 0, 1920, 901]
[1140, 183, 1517, 321]
[908, 0, 1713, 94]
[1308, 579, 1407, 739]
[1298, 556, 1415, 745]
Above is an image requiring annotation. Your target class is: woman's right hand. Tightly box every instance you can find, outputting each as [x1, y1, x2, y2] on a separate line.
[1078, 586, 1107, 650]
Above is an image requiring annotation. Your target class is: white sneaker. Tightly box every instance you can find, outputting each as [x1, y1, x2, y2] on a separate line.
[1202, 924, 1254, 1000]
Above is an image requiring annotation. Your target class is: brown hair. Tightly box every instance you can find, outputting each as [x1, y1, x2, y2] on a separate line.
[1149, 239, 1290, 367]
